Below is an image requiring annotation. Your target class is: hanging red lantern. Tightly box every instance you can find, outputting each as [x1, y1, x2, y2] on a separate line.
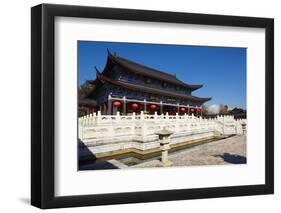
[113, 101, 121, 107]
[150, 104, 157, 110]
[190, 108, 195, 112]
[180, 107, 185, 111]
[132, 103, 138, 109]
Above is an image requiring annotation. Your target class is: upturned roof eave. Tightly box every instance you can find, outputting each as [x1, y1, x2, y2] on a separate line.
[97, 72, 211, 103]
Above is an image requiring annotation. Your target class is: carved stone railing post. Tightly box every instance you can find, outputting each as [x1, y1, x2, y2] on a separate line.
[140, 111, 144, 120]
[92, 112, 96, 125]
[97, 110, 101, 124]
[242, 122, 247, 135]
[154, 111, 158, 119]
[191, 113, 195, 120]
[116, 111, 120, 121]
[140, 111, 147, 137]
[165, 112, 169, 120]
[131, 112, 136, 135]
[184, 113, 187, 120]
[86, 114, 90, 126]
[222, 115, 226, 134]
[89, 113, 93, 126]
[175, 113, 179, 132]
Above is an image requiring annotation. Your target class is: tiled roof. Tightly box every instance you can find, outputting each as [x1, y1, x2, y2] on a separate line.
[108, 52, 203, 90]
[97, 72, 211, 103]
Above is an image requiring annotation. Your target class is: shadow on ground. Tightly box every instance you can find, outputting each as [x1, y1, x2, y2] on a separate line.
[78, 140, 118, 170]
[214, 153, 247, 164]
[19, 197, 30, 205]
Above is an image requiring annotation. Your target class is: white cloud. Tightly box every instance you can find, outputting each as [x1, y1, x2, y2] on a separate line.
[207, 104, 220, 114]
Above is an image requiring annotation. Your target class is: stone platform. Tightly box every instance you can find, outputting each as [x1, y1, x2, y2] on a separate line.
[133, 135, 246, 168]
[79, 135, 246, 170]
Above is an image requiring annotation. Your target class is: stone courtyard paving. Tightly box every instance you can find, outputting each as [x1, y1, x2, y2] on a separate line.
[133, 135, 246, 168]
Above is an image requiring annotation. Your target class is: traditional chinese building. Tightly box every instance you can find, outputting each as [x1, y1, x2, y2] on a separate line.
[80, 50, 211, 116]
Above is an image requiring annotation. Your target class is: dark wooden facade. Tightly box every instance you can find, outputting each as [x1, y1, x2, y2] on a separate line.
[83, 51, 211, 116]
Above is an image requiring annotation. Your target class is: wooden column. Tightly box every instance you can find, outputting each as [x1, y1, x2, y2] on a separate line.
[107, 95, 112, 115]
[100, 104, 103, 115]
[144, 99, 147, 113]
[187, 105, 190, 115]
[103, 103, 107, 115]
[160, 101, 163, 114]
[123, 96, 126, 115]
[177, 103, 180, 114]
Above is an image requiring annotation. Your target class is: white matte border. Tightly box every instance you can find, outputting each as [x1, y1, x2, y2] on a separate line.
[55, 17, 265, 196]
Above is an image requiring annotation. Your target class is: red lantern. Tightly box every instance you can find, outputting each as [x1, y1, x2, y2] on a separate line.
[150, 104, 157, 110]
[190, 108, 194, 112]
[180, 107, 185, 112]
[113, 101, 121, 107]
[132, 103, 138, 109]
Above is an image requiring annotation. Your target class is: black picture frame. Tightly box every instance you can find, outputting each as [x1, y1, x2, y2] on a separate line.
[31, 3, 274, 209]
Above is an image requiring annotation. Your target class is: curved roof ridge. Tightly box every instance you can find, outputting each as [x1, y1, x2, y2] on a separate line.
[106, 52, 203, 90]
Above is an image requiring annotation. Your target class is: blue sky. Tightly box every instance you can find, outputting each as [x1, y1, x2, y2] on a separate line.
[78, 41, 246, 109]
